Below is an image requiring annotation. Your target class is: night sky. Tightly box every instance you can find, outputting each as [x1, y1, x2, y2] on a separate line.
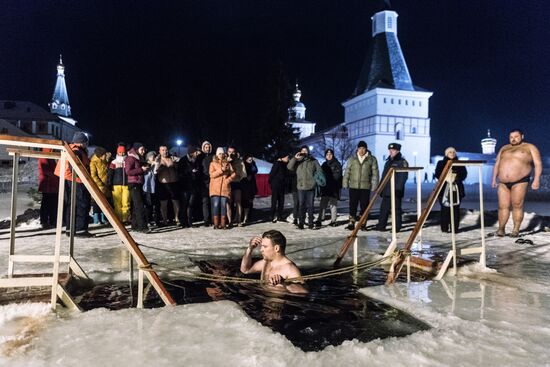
[1, 0, 549, 156]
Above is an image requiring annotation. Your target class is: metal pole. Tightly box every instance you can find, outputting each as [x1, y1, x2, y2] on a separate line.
[479, 166, 486, 267]
[51, 151, 66, 310]
[449, 170, 457, 276]
[8, 153, 19, 277]
[353, 237, 358, 266]
[416, 170, 422, 250]
[390, 171, 397, 244]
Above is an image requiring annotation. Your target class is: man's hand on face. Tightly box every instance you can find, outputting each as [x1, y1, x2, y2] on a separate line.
[249, 236, 262, 250]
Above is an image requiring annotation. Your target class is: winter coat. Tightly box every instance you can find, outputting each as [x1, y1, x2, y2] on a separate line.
[287, 156, 322, 191]
[143, 170, 156, 193]
[38, 158, 59, 193]
[199, 153, 214, 187]
[177, 154, 202, 192]
[380, 152, 409, 198]
[342, 152, 379, 190]
[435, 156, 467, 200]
[242, 160, 258, 197]
[90, 155, 110, 195]
[54, 144, 90, 183]
[269, 160, 288, 190]
[125, 149, 146, 185]
[109, 155, 127, 186]
[320, 158, 343, 199]
[209, 158, 236, 198]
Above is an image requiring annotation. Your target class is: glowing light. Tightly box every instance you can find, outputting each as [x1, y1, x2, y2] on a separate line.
[176, 139, 183, 146]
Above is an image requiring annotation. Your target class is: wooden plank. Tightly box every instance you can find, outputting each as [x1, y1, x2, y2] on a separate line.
[0, 134, 63, 149]
[57, 284, 82, 311]
[458, 247, 483, 256]
[10, 255, 71, 263]
[7, 148, 61, 159]
[0, 277, 54, 287]
[61, 142, 176, 306]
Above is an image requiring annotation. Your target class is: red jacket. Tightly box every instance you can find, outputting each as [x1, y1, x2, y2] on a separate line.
[38, 158, 59, 193]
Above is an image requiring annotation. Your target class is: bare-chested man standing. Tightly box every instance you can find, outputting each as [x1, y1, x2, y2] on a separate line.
[240, 230, 307, 293]
[492, 129, 542, 237]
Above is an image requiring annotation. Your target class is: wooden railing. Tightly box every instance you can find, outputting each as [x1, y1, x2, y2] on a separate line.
[0, 134, 175, 309]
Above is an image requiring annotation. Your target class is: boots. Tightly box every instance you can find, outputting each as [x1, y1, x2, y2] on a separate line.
[220, 216, 228, 229]
[100, 213, 108, 225]
[346, 216, 356, 231]
[213, 216, 220, 229]
[93, 213, 100, 225]
[241, 208, 250, 227]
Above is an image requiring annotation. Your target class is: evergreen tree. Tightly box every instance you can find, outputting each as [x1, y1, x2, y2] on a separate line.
[254, 61, 300, 162]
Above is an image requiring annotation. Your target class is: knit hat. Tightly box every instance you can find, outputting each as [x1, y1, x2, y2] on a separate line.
[116, 145, 126, 155]
[71, 132, 88, 144]
[357, 140, 367, 149]
[388, 143, 401, 150]
[215, 147, 225, 155]
[94, 146, 107, 157]
[133, 142, 144, 150]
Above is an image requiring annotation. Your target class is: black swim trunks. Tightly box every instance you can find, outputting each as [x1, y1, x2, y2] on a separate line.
[502, 176, 530, 190]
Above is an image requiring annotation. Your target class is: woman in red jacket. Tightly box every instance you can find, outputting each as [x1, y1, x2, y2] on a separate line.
[38, 148, 59, 229]
[125, 142, 150, 233]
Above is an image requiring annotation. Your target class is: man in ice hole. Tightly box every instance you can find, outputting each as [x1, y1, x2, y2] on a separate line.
[241, 230, 307, 293]
[492, 129, 542, 237]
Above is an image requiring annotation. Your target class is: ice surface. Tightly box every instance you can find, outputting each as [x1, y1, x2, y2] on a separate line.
[1, 194, 550, 365]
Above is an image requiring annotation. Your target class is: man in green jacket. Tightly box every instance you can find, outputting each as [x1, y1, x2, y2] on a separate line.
[342, 141, 379, 230]
[287, 146, 322, 229]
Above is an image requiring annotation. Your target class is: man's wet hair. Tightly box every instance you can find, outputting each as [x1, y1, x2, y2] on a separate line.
[509, 128, 524, 136]
[262, 230, 287, 254]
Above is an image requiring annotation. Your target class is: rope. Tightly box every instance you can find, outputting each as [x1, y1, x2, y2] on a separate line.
[149, 252, 398, 285]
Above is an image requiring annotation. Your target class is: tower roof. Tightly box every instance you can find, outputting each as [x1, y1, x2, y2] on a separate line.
[50, 54, 72, 117]
[352, 10, 424, 96]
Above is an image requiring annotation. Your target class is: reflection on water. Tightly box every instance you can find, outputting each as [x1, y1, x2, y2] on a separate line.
[78, 260, 430, 352]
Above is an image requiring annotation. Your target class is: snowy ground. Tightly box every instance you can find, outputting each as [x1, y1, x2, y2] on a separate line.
[1, 190, 550, 366]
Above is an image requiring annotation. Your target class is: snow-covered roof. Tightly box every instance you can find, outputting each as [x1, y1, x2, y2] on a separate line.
[0, 100, 58, 121]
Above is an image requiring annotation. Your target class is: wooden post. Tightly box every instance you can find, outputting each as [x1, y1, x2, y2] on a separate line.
[449, 171, 457, 276]
[51, 150, 67, 310]
[8, 153, 19, 277]
[416, 170, 423, 250]
[390, 171, 397, 245]
[69, 173, 77, 260]
[137, 269, 144, 309]
[353, 237, 358, 266]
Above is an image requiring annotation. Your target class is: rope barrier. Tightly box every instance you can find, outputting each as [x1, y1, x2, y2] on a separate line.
[148, 252, 397, 286]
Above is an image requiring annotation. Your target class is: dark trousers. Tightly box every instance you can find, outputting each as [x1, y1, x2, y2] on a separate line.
[63, 181, 91, 232]
[270, 184, 285, 219]
[201, 188, 211, 225]
[40, 192, 58, 227]
[181, 191, 197, 226]
[298, 189, 315, 226]
[292, 191, 299, 220]
[349, 188, 371, 219]
[440, 202, 461, 232]
[378, 196, 402, 231]
[129, 184, 148, 231]
[144, 191, 161, 225]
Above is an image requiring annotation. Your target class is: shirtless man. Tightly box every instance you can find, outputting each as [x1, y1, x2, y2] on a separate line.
[492, 129, 542, 237]
[240, 230, 307, 293]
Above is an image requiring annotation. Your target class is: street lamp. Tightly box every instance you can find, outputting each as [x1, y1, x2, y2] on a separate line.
[175, 138, 184, 157]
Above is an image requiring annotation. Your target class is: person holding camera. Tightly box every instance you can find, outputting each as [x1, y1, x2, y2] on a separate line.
[209, 147, 236, 229]
[287, 145, 322, 229]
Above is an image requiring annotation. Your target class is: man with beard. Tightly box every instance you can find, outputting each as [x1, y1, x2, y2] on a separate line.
[492, 129, 542, 237]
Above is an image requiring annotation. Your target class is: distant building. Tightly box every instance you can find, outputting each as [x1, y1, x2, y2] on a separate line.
[287, 83, 316, 139]
[297, 7, 433, 174]
[0, 55, 84, 162]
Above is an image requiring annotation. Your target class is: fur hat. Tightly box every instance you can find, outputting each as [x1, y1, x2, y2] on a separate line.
[388, 143, 401, 151]
[71, 132, 88, 144]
